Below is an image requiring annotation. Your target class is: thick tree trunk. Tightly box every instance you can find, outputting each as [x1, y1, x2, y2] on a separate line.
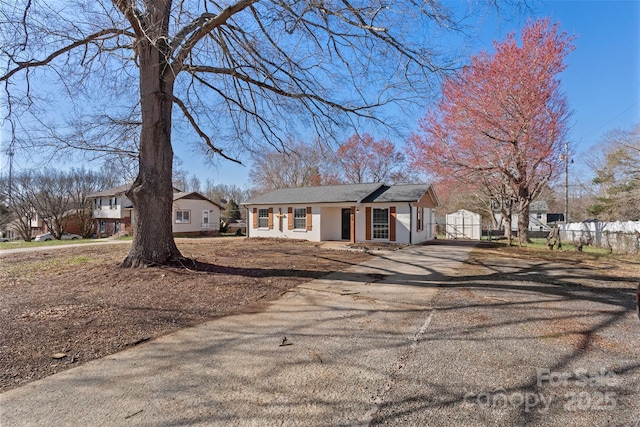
[121, 35, 183, 267]
[503, 213, 513, 246]
[498, 204, 513, 245]
[517, 192, 531, 245]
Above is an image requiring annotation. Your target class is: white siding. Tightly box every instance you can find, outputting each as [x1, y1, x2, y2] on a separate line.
[172, 199, 221, 233]
[411, 206, 436, 244]
[319, 207, 345, 241]
[93, 195, 132, 220]
[247, 203, 437, 245]
[446, 209, 481, 240]
[248, 205, 320, 241]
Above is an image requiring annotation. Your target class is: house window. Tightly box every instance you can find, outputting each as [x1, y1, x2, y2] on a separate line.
[258, 208, 269, 228]
[176, 210, 191, 224]
[99, 221, 106, 233]
[372, 208, 389, 239]
[537, 213, 542, 219]
[417, 207, 423, 231]
[293, 208, 307, 229]
[95, 199, 102, 210]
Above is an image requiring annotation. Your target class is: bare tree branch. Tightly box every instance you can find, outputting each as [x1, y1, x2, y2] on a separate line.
[171, 94, 241, 164]
[1, 28, 133, 82]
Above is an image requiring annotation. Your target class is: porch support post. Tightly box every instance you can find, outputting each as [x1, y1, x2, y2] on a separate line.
[350, 206, 356, 243]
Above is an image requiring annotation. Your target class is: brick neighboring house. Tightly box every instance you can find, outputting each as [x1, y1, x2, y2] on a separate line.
[2, 208, 88, 241]
[2, 212, 46, 241]
[89, 184, 223, 237]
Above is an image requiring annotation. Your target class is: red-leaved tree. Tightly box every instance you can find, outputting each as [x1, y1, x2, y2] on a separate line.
[337, 133, 407, 184]
[407, 18, 575, 244]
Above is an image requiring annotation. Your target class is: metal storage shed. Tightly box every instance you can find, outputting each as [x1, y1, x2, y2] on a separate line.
[446, 209, 481, 240]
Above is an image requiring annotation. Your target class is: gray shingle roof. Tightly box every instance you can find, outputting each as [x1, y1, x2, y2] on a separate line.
[530, 200, 549, 212]
[87, 183, 131, 198]
[244, 183, 384, 205]
[173, 191, 223, 209]
[361, 184, 434, 203]
[244, 183, 435, 205]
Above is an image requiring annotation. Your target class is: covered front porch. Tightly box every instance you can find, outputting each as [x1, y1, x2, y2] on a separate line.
[319, 206, 356, 243]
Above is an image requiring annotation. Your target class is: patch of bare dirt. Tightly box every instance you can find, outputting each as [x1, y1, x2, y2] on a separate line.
[348, 242, 408, 251]
[0, 237, 372, 392]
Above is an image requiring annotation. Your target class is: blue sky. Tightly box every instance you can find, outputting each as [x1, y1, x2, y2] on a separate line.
[192, 0, 640, 188]
[2, 1, 638, 189]
[521, 0, 639, 176]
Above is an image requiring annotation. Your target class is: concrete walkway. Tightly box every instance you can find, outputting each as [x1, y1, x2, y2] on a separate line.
[0, 242, 474, 426]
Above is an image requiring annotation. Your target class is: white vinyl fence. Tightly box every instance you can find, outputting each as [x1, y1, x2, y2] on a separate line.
[560, 221, 640, 255]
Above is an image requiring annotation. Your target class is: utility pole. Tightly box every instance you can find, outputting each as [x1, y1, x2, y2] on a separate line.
[7, 143, 14, 203]
[564, 140, 569, 225]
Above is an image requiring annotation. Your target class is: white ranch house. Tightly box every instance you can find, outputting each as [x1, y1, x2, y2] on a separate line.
[89, 184, 222, 237]
[243, 183, 439, 245]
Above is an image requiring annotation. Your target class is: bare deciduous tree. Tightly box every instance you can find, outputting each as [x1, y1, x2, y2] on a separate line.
[336, 133, 407, 184]
[31, 170, 74, 239]
[1, 0, 487, 266]
[250, 138, 339, 191]
[587, 123, 640, 221]
[3, 168, 112, 240]
[68, 168, 113, 238]
[3, 171, 37, 241]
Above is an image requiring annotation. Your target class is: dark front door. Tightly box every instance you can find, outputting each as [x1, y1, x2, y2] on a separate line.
[341, 208, 351, 240]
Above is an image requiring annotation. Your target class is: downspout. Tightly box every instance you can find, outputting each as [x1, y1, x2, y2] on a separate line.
[409, 203, 413, 245]
[246, 206, 250, 238]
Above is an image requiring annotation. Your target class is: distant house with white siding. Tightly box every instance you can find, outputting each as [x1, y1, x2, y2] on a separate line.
[493, 200, 552, 232]
[89, 184, 223, 237]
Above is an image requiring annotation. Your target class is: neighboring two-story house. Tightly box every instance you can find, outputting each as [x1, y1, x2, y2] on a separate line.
[493, 200, 552, 232]
[89, 184, 223, 237]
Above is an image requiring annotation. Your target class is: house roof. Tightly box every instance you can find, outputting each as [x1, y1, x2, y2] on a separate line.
[173, 191, 224, 209]
[244, 183, 384, 205]
[361, 184, 436, 203]
[89, 185, 223, 209]
[530, 200, 549, 212]
[244, 183, 438, 205]
[87, 183, 130, 198]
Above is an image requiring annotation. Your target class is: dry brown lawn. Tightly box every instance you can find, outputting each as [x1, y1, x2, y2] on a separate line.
[0, 237, 373, 392]
[2, 237, 637, 394]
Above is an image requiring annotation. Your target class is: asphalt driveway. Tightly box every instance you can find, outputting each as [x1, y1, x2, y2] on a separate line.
[1, 241, 638, 426]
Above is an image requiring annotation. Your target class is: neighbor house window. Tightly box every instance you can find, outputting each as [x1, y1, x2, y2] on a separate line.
[258, 208, 269, 228]
[372, 208, 389, 239]
[293, 208, 307, 229]
[176, 210, 191, 223]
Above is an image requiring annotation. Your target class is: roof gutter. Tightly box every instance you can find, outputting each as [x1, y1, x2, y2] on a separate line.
[409, 202, 413, 245]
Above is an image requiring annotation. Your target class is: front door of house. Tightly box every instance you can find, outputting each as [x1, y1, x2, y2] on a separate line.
[341, 208, 351, 240]
[203, 210, 209, 229]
